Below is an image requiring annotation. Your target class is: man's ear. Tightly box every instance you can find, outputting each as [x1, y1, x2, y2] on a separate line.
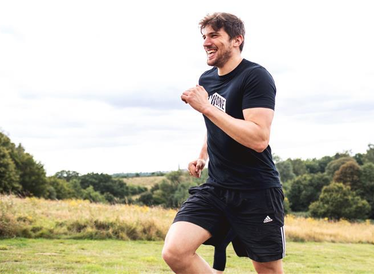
[234, 35, 244, 48]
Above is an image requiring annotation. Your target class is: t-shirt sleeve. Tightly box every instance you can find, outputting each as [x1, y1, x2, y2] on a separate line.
[242, 67, 276, 110]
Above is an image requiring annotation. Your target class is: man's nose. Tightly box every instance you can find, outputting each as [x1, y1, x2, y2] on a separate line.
[203, 37, 212, 47]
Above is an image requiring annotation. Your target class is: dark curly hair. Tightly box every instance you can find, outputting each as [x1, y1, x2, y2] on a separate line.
[199, 12, 245, 52]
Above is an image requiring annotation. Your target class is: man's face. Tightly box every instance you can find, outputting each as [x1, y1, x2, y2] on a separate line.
[202, 25, 234, 68]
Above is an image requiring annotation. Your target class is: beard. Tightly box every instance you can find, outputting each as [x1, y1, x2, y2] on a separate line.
[207, 46, 233, 68]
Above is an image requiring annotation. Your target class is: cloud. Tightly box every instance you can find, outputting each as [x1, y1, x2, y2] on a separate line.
[1, 0, 374, 175]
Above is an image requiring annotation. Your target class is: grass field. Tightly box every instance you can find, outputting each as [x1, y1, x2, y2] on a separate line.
[123, 176, 165, 189]
[1, 195, 374, 273]
[1, 238, 374, 273]
[2, 195, 374, 243]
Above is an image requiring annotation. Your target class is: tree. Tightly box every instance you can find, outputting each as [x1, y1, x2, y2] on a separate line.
[54, 170, 80, 182]
[288, 173, 331, 212]
[276, 160, 295, 184]
[16, 153, 48, 197]
[0, 146, 21, 193]
[47, 177, 74, 200]
[359, 163, 374, 218]
[325, 157, 356, 178]
[165, 170, 184, 185]
[83, 186, 106, 203]
[354, 153, 365, 165]
[68, 179, 86, 199]
[79, 173, 129, 198]
[304, 159, 321, 174]
[171, 182, 196, 208]
[137, 191, 154, 206]
[364, 144, 374, 164]
[333, 161, 361, 190]
[289, 159, 307, 177]
[316, 156, 333, 173]
[152, 179, 178, 206]
[309, 182, 371, 220]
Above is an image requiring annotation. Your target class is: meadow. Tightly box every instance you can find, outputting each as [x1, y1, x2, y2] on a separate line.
[1, 239, 374, 273]
[123, 176, 165, 189]
[1, 195, 374, 243]
[1, 195, 374, 273]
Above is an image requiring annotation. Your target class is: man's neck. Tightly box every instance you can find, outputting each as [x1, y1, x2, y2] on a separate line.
[217, 54, 243, 76]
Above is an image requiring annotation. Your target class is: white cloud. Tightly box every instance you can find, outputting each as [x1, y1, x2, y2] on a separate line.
[1, 0, 374, 175]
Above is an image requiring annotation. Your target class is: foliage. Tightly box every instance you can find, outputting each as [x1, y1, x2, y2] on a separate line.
[288, 173, 330, 212]
[54, 170, 80, 182]
[333, 161, 361, 189]
[276, 159, 295, 184]
[358, 163, 374, 218]
[136, 169, 208, 208]
[0, 146, 21, 193]
[79, 173, 129, 198]
[363, 144, 374, 164]
[309, 182, 371, 220]
[2, 130, 374, 219]
[0, 132, 48, 197]
[325, 156, 356, 178]
[289, 158, 307, 177]
[47, 177, 75, 200]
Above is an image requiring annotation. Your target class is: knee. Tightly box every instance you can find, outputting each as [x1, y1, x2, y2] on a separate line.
[162, 244, 188, 269]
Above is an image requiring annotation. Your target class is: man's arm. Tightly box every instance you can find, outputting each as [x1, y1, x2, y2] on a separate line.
[181, 85, 274, 153]
[188, 133, 208, 178]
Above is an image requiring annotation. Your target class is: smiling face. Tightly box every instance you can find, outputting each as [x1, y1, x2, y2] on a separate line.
[202, 25, 234, 68]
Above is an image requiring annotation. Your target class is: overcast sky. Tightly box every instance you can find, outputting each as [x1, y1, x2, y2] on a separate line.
[1, 0, 373, 176]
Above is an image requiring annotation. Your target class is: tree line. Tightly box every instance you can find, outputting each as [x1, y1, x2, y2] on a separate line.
[276, 145, 374, 220]
[0, 132, 146, 203]
[1, 131, 374, 220]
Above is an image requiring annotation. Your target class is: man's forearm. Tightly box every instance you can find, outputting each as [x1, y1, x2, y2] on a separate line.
[198, 134, 209, 161]
[202, 105, 271, 153]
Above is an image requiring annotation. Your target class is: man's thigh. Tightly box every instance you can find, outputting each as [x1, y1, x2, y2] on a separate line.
[163, 221, 212, 254]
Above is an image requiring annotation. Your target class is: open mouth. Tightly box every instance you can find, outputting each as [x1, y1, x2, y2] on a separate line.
[206, 49, 217, 58]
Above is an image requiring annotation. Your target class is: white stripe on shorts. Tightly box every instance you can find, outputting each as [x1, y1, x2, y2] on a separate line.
[280, 226, 286, 258]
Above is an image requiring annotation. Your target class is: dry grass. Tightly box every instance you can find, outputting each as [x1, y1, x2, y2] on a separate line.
[1, 195, 374, 243]
[123, 176, 165, 189]
[285, 215, 374, 243]
[0, 195, 174, 240]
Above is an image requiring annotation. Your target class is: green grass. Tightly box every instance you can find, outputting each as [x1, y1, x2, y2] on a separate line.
[1, 239, 374, 273]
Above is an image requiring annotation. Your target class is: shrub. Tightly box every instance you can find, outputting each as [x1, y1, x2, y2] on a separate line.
[309, 182, 371, 220]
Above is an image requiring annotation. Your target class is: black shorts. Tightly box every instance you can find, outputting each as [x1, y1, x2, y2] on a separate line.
[173, 184, 286, 263]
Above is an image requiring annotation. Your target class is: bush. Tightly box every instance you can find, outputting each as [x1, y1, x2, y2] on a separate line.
[309, 182, 371, 220]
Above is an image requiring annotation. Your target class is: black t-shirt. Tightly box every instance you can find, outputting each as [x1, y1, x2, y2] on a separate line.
[199, 59, 281, 190]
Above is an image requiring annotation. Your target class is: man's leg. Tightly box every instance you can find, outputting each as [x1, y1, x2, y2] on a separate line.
[252, 259, 283, 274]
[162, 221, 215, 274]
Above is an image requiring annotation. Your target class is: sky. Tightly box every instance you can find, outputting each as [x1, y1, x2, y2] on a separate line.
[1, 0, 373, 176]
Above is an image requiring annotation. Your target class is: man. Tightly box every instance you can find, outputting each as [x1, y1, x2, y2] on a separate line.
[162, 12, 285, 274]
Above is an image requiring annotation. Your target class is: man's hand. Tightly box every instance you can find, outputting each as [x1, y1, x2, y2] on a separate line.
[188, 159, 206, 178]
[181, 85, 210, 114]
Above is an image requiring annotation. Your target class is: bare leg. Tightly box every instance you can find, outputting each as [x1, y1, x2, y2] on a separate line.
[162, 221, 215, 274]
[252, 259, 283, 274]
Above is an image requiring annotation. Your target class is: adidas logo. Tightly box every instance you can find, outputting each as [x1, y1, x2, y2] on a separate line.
[263, 216, 273, 223]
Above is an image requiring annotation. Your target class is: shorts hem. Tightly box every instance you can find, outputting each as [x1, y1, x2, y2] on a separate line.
[173, 216, 215, 236]
[249, 254, 285, 263]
